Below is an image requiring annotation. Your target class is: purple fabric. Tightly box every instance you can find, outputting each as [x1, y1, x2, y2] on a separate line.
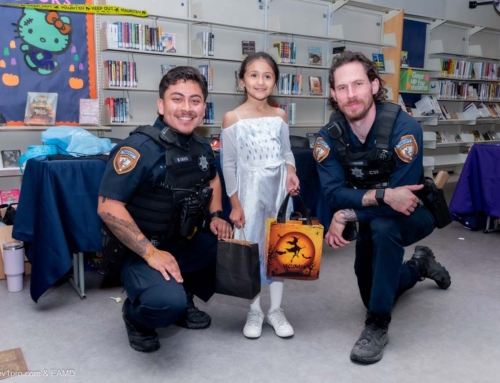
[449, 144, 500, 219]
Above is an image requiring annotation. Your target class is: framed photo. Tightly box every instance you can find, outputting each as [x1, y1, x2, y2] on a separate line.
[1, 150, 21, 168]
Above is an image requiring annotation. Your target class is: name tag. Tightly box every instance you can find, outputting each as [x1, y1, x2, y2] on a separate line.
[173, 156, 191, 163]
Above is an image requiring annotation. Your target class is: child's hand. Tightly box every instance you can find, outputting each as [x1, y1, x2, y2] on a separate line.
[286, 173, 300, 196]
[229, 206, 245, 229]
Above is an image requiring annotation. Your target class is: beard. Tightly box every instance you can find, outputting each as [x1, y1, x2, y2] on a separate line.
[339, 96, 374, 122]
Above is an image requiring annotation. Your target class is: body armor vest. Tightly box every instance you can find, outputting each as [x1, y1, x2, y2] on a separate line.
[327, 103, 400, 189]
[125, 125, 215, 238]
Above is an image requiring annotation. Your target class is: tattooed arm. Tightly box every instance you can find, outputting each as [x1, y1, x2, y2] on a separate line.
[97, 196, 183, 283]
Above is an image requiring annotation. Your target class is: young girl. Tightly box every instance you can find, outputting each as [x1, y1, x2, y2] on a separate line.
[221, 52, 300, 339]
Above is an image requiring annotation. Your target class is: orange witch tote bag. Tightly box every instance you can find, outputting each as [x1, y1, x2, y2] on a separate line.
[265, 193, 324, 280]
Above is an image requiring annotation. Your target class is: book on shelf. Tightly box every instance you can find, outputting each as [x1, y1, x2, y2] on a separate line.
[209, 133, 220, 152]
[401, 51, 409, 67]
[308, 76, 323, 96]
[194, 32, 214, 56]
[415, 95, 440, 116]
[471, 130, 482, 141]
[24, 92, 57, 126]
[272, 41, 296, 64]
[161, 64, 177, 78]
[104, 97, 130, 123]
[161, 33, 176, 53]
[455, 134, 462, 143]
[435, 131, 443, 143]
[308, 47, 322, 66]
[0, 189, 20, 205]
[372, 53, 385, 72]
[278, 74, 303, 95]
[104, 60, 137, 88]
[198, 65, 213, 91]
[203, 102, 214, 125]
[332, 46, 346, 59]
[1, 150, 21, 169]
[242, 40, 256, 59]
[272, 103, 296, 125]
[440, 104, 451, 120]
[79, 99, 100, 126]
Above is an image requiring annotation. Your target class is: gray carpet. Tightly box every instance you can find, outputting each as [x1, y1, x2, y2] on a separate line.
[1, 218, 499, 383]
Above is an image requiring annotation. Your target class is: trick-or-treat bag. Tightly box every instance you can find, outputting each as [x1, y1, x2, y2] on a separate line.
[215, 230, 261, 300]
[265, 193, 324, 281]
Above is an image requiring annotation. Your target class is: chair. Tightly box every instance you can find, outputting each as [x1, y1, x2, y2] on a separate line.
[289, 135, 311, 149]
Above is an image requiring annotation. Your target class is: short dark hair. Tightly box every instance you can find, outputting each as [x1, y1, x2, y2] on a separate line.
[328, 51, 387, 110]
[159, 66, 208, 101]
[238, 51, 280, 87]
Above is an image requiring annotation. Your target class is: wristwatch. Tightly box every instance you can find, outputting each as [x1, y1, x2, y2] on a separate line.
[209, 210, 224, 219]
[375, 189, 386, 205]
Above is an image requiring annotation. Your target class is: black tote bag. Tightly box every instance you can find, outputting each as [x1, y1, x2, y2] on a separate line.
[215, 237, 260, 300]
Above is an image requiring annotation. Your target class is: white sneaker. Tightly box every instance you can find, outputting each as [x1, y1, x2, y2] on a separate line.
[267, 308, 294, 338]
[243, 310, 264, 339]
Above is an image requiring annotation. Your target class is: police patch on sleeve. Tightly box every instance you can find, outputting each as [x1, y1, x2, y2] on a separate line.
[313, 137, 330, 163]
[113, 146, 141, 174]
[394, 135, 418, 163]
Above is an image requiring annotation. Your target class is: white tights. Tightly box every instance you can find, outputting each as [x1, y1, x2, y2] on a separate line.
[249, 279, 284, 313]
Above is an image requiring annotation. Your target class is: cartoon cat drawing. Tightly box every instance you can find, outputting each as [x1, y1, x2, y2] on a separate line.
[14, 8, 72, 75]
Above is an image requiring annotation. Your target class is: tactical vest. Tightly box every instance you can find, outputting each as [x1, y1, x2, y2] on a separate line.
[327, 103, 400, 189]
[125, 125, 216, 238]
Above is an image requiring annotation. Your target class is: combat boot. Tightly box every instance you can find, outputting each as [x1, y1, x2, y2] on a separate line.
[122, 299, 160, 352]
[350, 312, 390, 364]
[175, 291, 211, 329]
[407, 246, 451, 289]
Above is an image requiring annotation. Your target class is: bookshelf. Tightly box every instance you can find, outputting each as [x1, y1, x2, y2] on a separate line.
[95, 0, 402, 139]
[399, 15, 500, 182]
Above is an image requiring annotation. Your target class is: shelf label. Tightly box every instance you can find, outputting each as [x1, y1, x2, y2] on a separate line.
[400, 68, 431, 92]
[0, 3, 148, 17]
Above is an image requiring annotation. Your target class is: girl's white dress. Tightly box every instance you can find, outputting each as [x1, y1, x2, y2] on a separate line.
[221, 116, 295, 284]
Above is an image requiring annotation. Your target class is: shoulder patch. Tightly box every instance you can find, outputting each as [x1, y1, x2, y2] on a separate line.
[394, 134, 418, 163]
[313, 137, 330, 163]
[113, 146, 141, 174]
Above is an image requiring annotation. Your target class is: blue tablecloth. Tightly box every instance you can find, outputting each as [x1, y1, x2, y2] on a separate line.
[449, 144, 500, 229]
[13, 150, 331, 302]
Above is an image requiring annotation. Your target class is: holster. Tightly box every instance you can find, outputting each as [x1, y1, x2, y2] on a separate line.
[419, 177, 452, 229]
[98, 227, 128, 288]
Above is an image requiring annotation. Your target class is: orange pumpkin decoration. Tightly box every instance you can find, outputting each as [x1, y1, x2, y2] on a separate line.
[2, 73, 19, 86]
[69, 77, 84, 89]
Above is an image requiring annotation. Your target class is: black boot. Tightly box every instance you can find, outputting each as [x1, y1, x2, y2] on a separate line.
[350, 312, 390, 364]
[407, 246, 451, 289]
[175, 291, 211, 329]
[122, 299, 160, 352]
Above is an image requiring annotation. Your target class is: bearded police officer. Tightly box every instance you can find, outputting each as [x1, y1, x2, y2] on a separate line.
[98, 66, 232, 353]
[314, 52, 451, 364]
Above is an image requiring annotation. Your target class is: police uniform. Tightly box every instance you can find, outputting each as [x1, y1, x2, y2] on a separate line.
[315, 103, 436, 317]
[99, 117, 218, 330]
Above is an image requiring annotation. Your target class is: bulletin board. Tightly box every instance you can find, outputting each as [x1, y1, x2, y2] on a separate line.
[0, 0, 96, 125]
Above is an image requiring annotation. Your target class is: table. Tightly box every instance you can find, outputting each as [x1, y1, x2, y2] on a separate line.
[449, 144, 500, 233]
[13, 150, 331, 302]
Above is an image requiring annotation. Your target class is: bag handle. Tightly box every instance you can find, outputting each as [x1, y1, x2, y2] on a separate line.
[277, 192, 312, 225]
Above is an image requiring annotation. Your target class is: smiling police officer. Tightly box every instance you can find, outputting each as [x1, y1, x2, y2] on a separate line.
[315, 52, 451, 364]
[98, 66, 232, 353]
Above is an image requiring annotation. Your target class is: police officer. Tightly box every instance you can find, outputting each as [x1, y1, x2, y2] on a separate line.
[314, 52, 451, 364]
[97, 66, 232, 353]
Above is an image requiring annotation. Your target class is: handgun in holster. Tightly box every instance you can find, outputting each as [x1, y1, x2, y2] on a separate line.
[177, 186, 213, 238]
[98, 225, 128, 287]
[419, 177, 452, 229]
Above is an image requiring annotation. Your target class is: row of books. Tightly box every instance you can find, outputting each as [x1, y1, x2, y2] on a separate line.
[434, 80, 500, 100]
[271, 103, 297, 125]
[277, 74, 304, 95]
[104, 97, 130, 123]
[462, 102, 500, 119]
[195, 31, 215, 57]
[435, 131, 499, 143]
[438, 59, 498, 80]
[198, 65, 214, 91]
[0, 189, 19, 205]
[104, 60, 138, 88]
[103, 22, 175, 53]
[203, 102, 215, 125]
[271, 41, 297, 64]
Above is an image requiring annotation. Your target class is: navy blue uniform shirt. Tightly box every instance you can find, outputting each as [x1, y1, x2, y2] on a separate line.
[99, 117, 215, 202]
[315, 104, 424, 225]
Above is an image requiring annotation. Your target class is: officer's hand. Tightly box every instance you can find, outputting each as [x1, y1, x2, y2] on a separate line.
[210, 217, 233, 239]
[385, 185, 423, 216]
[146, 249, 183, 283]
[229, 206, 245, 229]
[286, 173, 300, 196]
[325, 212, 350, 249]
